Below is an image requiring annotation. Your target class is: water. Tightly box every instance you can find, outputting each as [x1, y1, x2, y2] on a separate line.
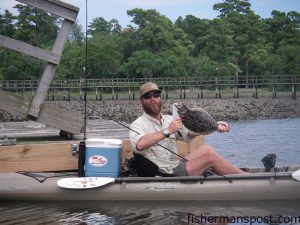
[0, 201, 299, 225]
[206, 118, 300, 167]
[1, 118, 300, 225]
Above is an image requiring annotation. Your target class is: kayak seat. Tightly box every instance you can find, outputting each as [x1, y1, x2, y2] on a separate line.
[133, 153, 174, 177]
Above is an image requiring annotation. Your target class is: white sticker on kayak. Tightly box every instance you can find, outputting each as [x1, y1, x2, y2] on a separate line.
[89, 155, 108, 167]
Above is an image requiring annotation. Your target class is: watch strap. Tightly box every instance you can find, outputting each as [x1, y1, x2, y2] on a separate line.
[162, 128, 170, 138]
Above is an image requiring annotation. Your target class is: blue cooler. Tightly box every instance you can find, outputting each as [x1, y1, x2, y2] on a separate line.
[84, 138, 123, 177]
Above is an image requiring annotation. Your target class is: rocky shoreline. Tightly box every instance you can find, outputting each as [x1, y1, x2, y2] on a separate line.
[1, 98, 300, 123]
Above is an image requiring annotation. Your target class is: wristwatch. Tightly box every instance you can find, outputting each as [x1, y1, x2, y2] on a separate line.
[162, 128, 170, 138]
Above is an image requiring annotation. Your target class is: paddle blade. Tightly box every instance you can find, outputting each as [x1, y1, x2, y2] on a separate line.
[292, 169, 300, 181]
[57, 177, 115, 189]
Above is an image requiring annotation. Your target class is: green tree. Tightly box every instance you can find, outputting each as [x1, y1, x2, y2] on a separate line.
[265, 10, 300, 49]
[198, 18, 235, 62]
[265, 10, 300, 74]
[13, 4, 60, 47]
[0, 9, 16, 37]
[88, 17, 122, 36]
[212, 0, 271, 81]
[213, 0, 253, 17]
[121, 50, 156, 78]
[56, 41, 85, 79]
[87, 34, 123, 77]
[175, 15, 210, 56]
[69, 21, 84, 43]
[127, 8, 175, 52]
[123, 8, 191, 78]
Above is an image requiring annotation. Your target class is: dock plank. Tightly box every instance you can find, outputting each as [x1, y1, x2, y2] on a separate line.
[0, 120, 204, 172]
[0, 119, 129, 139]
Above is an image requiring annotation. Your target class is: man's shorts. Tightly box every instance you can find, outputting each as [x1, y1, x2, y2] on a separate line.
[172, 161, 188, 176]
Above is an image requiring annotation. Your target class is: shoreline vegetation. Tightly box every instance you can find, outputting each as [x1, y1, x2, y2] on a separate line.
[2, 97, 298, 124]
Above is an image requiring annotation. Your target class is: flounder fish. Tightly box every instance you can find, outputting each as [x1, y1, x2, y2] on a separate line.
[174, 103, 218, 135]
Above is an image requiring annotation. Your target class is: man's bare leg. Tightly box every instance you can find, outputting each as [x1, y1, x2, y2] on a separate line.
[185, 144, 246, 176]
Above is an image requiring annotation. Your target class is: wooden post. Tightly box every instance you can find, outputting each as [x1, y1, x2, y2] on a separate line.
[116, 89, 119, 100]
[80, 88, 83, 100]
[99, 87, 102, 101]
[31, 87, 35, 100]
[292, 84, 297, 100]
[165, 87, 168, 99]
[234, 86, 239, 98]
[67, 88, 70, 101]
[253, 85, 258, 99]
[28, 19, 75, 118]
[180, 87, 183, 99]
[0, 0, 84, 135]
[112, 86, 115, 100]
[272, 85, 277, 99]
[215, 78, 220, 99]
[52, 89, 55, 101]
[200, 86, 203, 99]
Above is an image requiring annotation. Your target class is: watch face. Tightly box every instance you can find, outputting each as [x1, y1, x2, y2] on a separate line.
[163, 128, 170, 137]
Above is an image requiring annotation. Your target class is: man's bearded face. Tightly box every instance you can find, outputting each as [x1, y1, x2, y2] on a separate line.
[141, 92, 162, 117]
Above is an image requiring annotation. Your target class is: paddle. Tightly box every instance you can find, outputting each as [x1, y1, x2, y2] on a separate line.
[292, 169, 300, 181]
[57, 177, 115, 189]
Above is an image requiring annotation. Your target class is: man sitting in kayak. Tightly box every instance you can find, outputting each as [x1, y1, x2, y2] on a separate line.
[129, 82, 246, 177]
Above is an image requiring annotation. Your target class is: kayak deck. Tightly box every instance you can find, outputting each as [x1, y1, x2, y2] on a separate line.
[0, 165, 299, 201]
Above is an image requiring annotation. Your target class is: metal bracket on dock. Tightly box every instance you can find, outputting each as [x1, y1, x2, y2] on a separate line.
[0, 135, 16, 146]
[71, 143, 78, 156]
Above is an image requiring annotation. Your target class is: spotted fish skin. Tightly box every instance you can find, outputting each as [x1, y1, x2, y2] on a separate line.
[176, 104, 218, 135]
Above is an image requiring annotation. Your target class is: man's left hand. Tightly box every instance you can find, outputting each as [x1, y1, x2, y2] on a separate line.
[217, 121, 230, 132]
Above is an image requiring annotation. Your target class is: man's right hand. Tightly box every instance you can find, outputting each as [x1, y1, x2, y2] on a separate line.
[168, 118, 183, 134]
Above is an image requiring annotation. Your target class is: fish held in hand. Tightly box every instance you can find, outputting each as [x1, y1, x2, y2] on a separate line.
[174, 103, 218, 135]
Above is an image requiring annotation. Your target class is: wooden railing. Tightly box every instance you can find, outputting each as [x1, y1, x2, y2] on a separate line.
[0, 75, 299, 100]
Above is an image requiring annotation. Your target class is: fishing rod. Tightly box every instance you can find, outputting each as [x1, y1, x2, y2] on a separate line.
[111, 118, 188, 162]
[8, 66, 188, 162]
[83, 0, 88, 141]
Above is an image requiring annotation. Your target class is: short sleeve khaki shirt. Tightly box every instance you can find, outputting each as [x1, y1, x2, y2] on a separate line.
[129, 112, 192, 174]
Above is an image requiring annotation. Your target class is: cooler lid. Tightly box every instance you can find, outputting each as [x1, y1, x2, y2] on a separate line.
[85, 138, 123, 147]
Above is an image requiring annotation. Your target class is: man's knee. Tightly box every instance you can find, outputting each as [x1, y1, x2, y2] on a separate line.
[198, 145, 219, 162]
[197, 144, 216, 155]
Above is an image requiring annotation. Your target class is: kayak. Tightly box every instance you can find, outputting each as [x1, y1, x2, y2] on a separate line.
[0, 165, 300, 201]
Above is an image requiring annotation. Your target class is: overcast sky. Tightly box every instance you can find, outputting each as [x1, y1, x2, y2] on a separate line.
[1, 0, 299, 28]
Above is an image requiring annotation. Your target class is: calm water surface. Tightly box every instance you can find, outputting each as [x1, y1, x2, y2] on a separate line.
[0, 201, 299, 225]
[1, 118, 300, 225]
[206, 118, 300, 167]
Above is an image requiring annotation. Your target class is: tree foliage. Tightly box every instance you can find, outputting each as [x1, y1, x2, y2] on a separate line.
[0, 1, 299, 81]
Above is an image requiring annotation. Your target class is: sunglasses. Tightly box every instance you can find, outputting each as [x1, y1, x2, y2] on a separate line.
[142, 92, 161, 99]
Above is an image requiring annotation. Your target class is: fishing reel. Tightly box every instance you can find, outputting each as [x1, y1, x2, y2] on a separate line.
[261, 153, 277, 171]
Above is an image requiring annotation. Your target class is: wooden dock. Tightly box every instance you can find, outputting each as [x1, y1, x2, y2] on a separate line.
[0, 120, 204, 172]
[1, 75, 299, 100]
[0, 119, 129, 140]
